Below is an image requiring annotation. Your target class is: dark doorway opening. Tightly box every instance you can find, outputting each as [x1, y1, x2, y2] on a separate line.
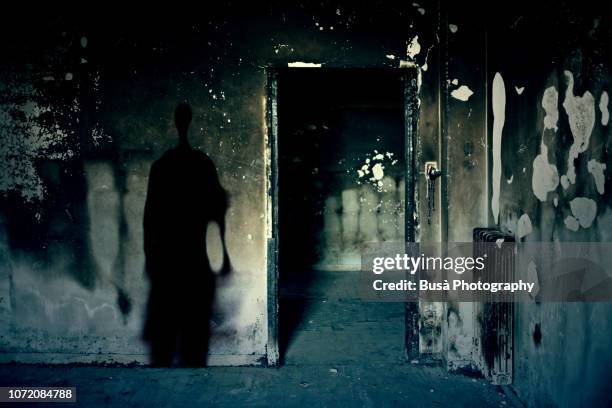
[274, 69, 410, 364]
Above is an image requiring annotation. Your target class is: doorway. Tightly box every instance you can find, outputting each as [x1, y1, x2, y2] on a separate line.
[266, 68, 419, 365]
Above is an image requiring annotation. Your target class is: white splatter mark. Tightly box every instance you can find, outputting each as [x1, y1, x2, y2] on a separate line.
[372, 163, 384, 180]
[569, 197, 597, 228]
[532, 145, 559, 201]
[495, 238, 505, 248]
[451, 85, 474, 101]
[515, 86, 525, 95]
[507, 175, 513, 184]
[386, 54, 396, 60]
[542, 86, 559, 131]
[600, 91, 609, 125]
[587, 159, 606, 194]
[407, 36, 421, 59]
[65, 72, 73, 81]
[532, 86, 561, 202]
[560, 175, 569, 190]
[564, 215, 580, 231]
[563, 71, 595, 185]
[553, 197, 558, 207]
[80, 37, 88, 48]
[449, 24, 458, 33]
[517, 213, 532, 239]
[288, 62, 322, 68]
[451, 79, 459, 85]
[491, 73, 505, 224]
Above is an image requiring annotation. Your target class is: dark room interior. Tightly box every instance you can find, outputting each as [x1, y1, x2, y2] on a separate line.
[0, 1, 610, 407]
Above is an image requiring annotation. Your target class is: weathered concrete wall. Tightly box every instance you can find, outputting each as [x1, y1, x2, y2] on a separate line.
[486, 3, 611, 406]
[0, 3, 441, 364]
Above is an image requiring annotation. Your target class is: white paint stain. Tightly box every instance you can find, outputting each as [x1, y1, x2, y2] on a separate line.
[451, 79, 459, 85]
[386, 54, 396, 60]
[542, 86, 559, 131]
[563, 71, 595, 185]
[553, 197, 558, 207]
[507, 175, 513, 184]
[600, 91, 609, 125]
[569, 197, 597, 228]
[372, 163, 384, 180]
[65, 72, 73, 81]
[517, 213, 533, 239]
[532, 87, 561, 202]
[451, 85, 474, 101]
[491, 73, 505, 224]
[564, 215, 580, 231]
[449, 24, 458, 33]
[515, 86, 525, 95]
[287, 62, 322, 68]
[530, 153, 556, 196]
[357, 151, 398, 192]
[587, 159, 606, 194]
[80, 37, 88, 48]
[561, 175, 569, 190]
[407, 36, 421, 59]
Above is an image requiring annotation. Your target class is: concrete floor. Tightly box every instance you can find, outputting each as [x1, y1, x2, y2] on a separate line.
[0, 271, 513, 407]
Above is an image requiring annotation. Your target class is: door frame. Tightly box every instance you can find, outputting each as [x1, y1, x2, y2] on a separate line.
[264, 67, 420, 366]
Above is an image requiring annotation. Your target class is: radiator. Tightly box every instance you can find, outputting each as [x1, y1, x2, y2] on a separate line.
[473, 228, 514, 385]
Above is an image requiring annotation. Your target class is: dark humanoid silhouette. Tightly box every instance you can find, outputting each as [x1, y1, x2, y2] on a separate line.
[143, 102, 230, 367]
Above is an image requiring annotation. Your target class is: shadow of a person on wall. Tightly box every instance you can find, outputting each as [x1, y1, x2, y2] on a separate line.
[143, 102, 231, 367]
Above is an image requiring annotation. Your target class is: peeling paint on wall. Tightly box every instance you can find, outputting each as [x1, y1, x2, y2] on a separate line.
[562, 71, 596, 186]
[517, 213, 533, 239]
[600, 91, 609, 126]
[357, 151, 398, 192]
[587, 159, 606, 194]
[450, 85, 474, 101]
[569, 197, 597, 228]
[491, 72, 506, 224]
[0, 81, 77, 203]
[532, 87, 561, 202]
[532, 143, 559, 202]
[515, 86, 525, 95]
[542, 86, 559, 131]
[564, 215, 580, 231]
[406, 36, 421, 60]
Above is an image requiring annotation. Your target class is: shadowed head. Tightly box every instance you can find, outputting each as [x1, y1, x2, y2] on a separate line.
[175, 102, 192, 135]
